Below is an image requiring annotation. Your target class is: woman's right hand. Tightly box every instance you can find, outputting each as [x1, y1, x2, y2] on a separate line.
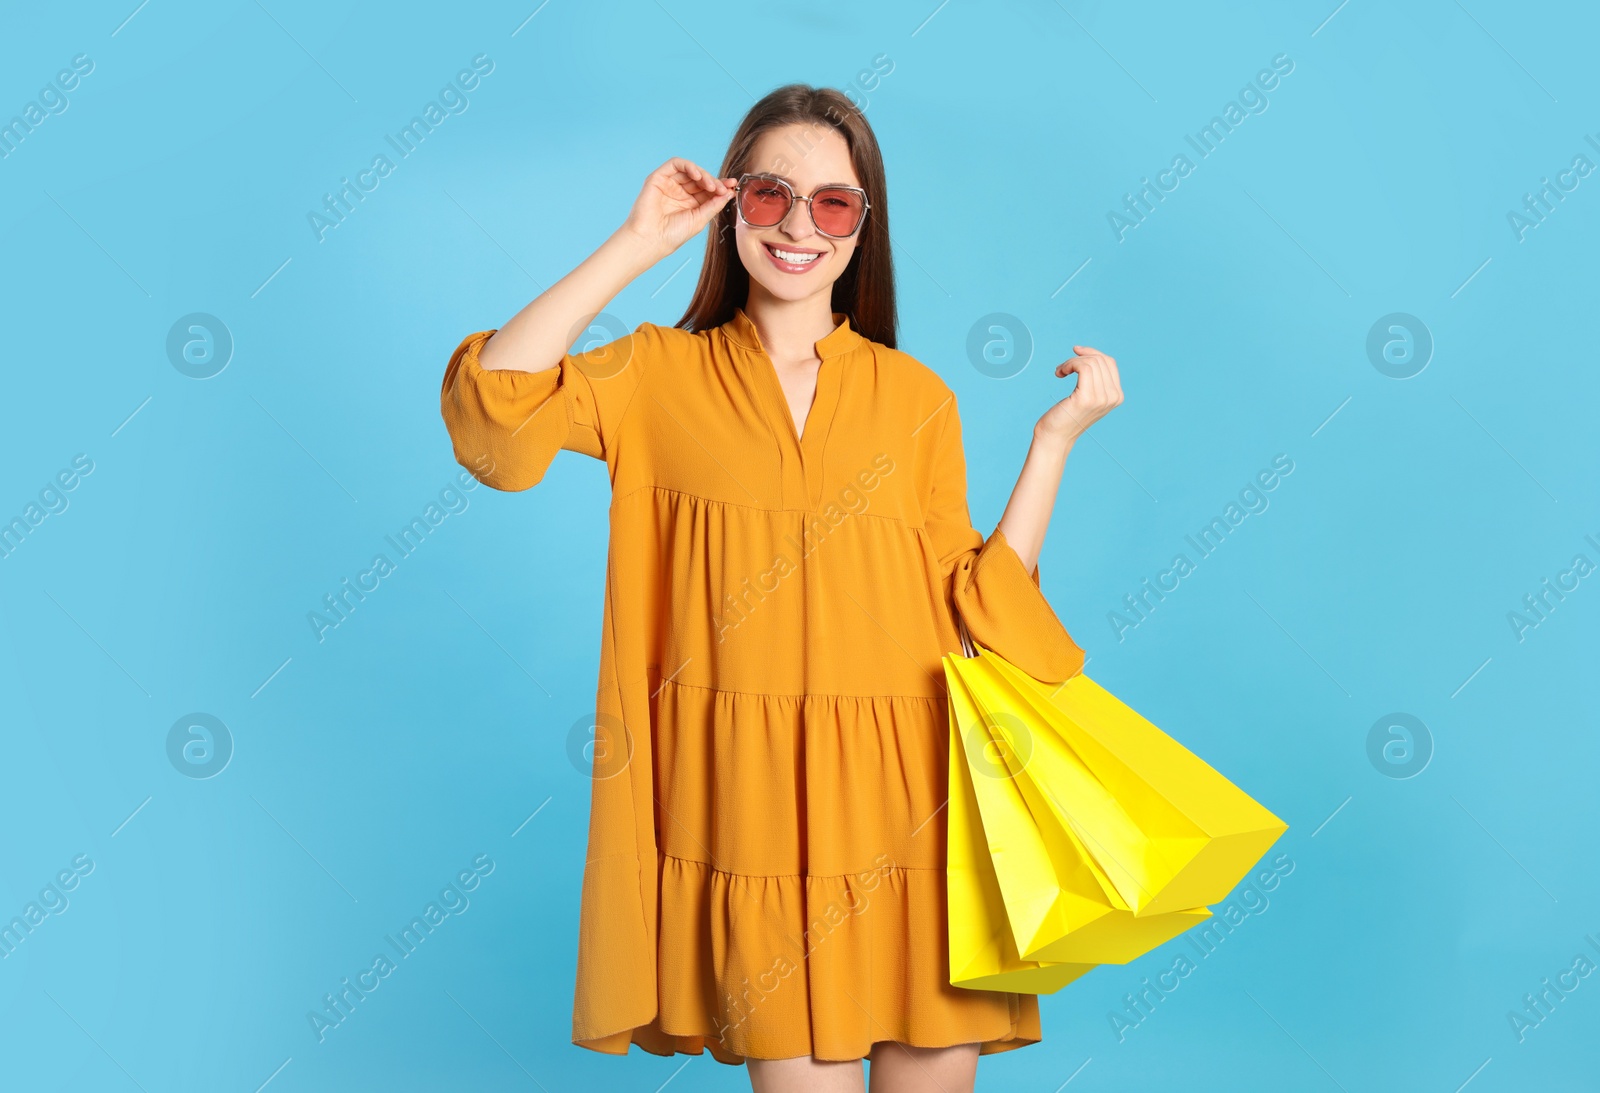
[617, 157, 735, 265]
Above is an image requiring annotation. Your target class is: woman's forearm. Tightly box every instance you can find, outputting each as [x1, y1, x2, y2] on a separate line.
[995, 427, 1075, 577]
[998, 341, 1123, 575]
[477, 228, 659, 372]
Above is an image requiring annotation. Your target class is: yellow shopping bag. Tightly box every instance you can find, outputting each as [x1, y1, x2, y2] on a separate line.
[944, 617, 1287, 990]
[976, 643, 1288, 917]
[946, 656, 1208, 972]
[945, 659, 1096, 993]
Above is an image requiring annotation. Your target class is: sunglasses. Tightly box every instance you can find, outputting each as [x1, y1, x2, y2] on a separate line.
[732, 172, 870, 239]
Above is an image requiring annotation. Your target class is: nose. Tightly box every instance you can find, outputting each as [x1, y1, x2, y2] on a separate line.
[780, 197, 818, 242]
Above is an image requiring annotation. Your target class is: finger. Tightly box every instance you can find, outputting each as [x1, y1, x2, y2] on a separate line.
[693, 189, 735, 226]
[692, 182, 726, 205]
[1077, 358, 1101, 405]
[1093, 355, 1122, 401]
[684, 159, 726, 195]
[655, 160, 699, 197]
[695, 170, 727, 197]
[1056, 353, 1102, 383]
[661, 157, 697, 182]
[1089, 359, 1120, 406]
[1075, 352, 1114, 378]
[1092, 359, 1117, 405]
[665, 157, 717, 193]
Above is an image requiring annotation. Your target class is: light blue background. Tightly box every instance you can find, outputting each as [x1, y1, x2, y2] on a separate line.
[2, 1, 1596, 1089]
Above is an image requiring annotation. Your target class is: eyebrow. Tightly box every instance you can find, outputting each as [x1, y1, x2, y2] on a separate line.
[754, 171, 859, 190]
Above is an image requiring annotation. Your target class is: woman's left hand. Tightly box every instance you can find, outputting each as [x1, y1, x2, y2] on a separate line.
[1037, 344, 1123, 445]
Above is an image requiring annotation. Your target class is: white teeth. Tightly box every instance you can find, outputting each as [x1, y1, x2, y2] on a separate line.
[771, 247, 819, 264]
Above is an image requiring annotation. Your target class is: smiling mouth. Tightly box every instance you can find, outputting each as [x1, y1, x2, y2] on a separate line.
[763, 242, 824, 268]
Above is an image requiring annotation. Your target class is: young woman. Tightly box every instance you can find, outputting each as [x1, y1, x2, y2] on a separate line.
[439, 85, 1122, 1093]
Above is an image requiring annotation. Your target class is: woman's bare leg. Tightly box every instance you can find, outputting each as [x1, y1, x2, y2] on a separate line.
[747, 1055, 866, 1093]
[866, 1041, 981, 1093]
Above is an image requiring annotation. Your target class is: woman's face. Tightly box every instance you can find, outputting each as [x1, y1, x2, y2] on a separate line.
[733, 123, 865, 310]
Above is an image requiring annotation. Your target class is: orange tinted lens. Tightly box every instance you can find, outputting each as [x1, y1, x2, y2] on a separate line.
[812, 188, 864, 235]
[740, 180, 791, 226]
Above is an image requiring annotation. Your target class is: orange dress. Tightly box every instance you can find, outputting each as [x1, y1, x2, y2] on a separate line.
[439, 307, 1085, 1064]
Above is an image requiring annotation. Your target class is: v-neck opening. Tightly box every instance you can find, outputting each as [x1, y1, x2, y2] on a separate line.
[721, 307, 860, 508]
[763, 351, 829, 452]
[777, 361, 818, 445]
[724, 309, 857, 451]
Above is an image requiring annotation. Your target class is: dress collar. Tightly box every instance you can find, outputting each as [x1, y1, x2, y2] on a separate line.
[721, 306, 863, 360]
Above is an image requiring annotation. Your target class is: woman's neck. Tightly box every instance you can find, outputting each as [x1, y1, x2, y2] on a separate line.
[743, 288, 839, 364]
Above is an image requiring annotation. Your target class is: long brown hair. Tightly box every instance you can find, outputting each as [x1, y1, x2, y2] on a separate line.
[676, 84, 897, 349]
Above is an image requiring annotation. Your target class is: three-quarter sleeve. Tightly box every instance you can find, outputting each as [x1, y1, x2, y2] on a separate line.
[440, 322, 655, 491]
[924, 387, 1086, 684]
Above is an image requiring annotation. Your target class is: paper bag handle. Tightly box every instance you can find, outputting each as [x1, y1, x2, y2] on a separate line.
[955, 610, 977, 659]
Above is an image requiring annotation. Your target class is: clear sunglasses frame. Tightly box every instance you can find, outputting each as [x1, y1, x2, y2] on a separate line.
[731, 172, 871, 239]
